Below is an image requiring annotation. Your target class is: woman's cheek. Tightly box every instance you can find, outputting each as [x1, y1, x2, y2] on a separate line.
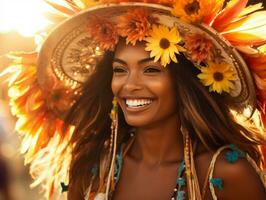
[111, 78, 119, 95]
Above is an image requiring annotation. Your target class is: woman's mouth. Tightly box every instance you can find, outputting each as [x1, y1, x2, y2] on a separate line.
[125, 99, 153, 108]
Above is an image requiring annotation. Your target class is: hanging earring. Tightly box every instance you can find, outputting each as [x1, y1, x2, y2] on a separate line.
[110, 98, 118, 122]
[105, 97, 119, 200]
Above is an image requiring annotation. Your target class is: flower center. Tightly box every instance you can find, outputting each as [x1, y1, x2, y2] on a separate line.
[160, 38, 170, 49]
[213, 72, 224, 81]
[184, 0, 200, 15]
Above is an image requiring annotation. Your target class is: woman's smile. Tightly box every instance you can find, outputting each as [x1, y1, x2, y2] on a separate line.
[122, 97, 154, 111]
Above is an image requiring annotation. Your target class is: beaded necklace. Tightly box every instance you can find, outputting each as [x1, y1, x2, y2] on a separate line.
[113, 143, 187, 200]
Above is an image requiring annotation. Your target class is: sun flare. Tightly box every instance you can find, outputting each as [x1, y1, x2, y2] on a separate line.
[0, 0, 51, 36]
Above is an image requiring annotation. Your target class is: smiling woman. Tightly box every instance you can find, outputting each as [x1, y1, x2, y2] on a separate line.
[2, 0, 266, 200]
[66, 33, 266, 200]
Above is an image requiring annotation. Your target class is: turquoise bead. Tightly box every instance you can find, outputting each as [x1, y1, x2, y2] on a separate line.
[209, 178, 223, 190]
[177, 177, 185, 186]
[225, 144, 245, 163]
[177, 191, 185, 200]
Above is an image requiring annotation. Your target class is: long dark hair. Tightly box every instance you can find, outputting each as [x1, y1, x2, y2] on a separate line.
[65, 50, 266, 198]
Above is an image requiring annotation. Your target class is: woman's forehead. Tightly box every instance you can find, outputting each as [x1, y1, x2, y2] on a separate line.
[114, 41, 151, 63]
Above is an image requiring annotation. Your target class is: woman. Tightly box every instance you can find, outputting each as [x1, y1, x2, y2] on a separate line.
[3, 0, 266, 200]
[65, 40, 266, 199]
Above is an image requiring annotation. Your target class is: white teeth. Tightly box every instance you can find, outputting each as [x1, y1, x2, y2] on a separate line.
[126, 99, 153, 107]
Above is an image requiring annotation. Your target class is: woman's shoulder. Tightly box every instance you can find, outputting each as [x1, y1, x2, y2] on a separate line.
[205, 145, 266, 199]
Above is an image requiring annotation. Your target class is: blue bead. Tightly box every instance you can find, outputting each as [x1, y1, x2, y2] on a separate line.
[225, 150, 239, 163]
[225, 145, 245, 163]
[178, 161, 185, 177]
[176, 191, 185, 200]
[177, 177, 185, 186]
[209, 178, 223, 190]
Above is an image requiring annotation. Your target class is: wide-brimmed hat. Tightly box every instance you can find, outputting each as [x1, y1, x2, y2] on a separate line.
[37, 2, 258, 118]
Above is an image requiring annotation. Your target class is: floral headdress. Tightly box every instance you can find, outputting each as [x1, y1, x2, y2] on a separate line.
[2, 0, 266, 199]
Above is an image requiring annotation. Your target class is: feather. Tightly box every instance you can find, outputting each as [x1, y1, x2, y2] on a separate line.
[76, 0, 100, 9]
[235, 46, 259, 54]
[8, 51, 38, 65]
[245, 53, 266, 67]
[222, 11, 266, 34]
[258, 44, 266, 53]
[253, 74, 266, 90]
[238, 3, 263, 17]
[24, 127, 43, 164]
[17, 113, 45, 138]
[44, 0, 76, 16]
[29, 131, 73, 199]
[203, 0, 225, 25]
[72, 0, 88, 9]
[64, 0, 82, 11]
[222, 25, 266, 46]
[211, 0, 248, 31]
[44, 12, 68, 24]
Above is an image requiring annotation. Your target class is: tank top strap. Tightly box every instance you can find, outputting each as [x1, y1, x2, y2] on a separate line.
[207, 145, 231, 200]
[201, 145, 229, 200]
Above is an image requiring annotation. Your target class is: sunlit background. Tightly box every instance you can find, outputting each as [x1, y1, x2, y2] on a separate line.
[0, 0, 265, 200]
[0, 0, 50, 36]
[0, 1, 54, 199]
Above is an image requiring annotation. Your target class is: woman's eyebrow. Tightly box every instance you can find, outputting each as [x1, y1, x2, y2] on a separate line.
[113, 57, 154, 65]
[138, 57, 154, 64]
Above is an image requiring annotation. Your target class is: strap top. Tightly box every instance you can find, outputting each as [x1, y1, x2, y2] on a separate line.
[202, 145, 266, 200]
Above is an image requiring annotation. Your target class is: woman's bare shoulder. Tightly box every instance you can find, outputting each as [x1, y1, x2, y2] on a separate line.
[212, 149, 266, 200]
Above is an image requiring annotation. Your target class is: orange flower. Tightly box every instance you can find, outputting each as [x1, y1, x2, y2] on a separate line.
[117, 9, 157, 45]
[172, 0, 224, 24]
[87, 16, 119, 50]
[172, 0, 202, 23]
[184, 33, 214, 64]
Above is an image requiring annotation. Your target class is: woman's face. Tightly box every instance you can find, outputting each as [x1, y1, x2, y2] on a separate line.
[111, 41, 178, 127]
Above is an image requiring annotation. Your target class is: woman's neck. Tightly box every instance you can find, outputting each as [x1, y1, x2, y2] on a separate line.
[128, 114, 184, 166]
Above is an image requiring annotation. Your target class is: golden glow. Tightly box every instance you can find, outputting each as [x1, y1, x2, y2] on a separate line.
[0, 0, 51, 36]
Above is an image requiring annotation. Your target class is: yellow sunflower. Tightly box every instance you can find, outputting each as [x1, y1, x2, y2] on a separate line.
[197, 61, 236, 94]
[145, 25, 186, 67]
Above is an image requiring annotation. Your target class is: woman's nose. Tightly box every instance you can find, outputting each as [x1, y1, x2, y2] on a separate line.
[123, 71, 142, 91]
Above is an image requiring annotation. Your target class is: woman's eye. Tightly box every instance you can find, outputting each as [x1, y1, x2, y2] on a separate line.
[113, 67, 126, 73]
[144, 67, 161, 73]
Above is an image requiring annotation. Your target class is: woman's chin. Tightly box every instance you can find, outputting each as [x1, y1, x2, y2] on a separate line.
[124, 116, 152, 128]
